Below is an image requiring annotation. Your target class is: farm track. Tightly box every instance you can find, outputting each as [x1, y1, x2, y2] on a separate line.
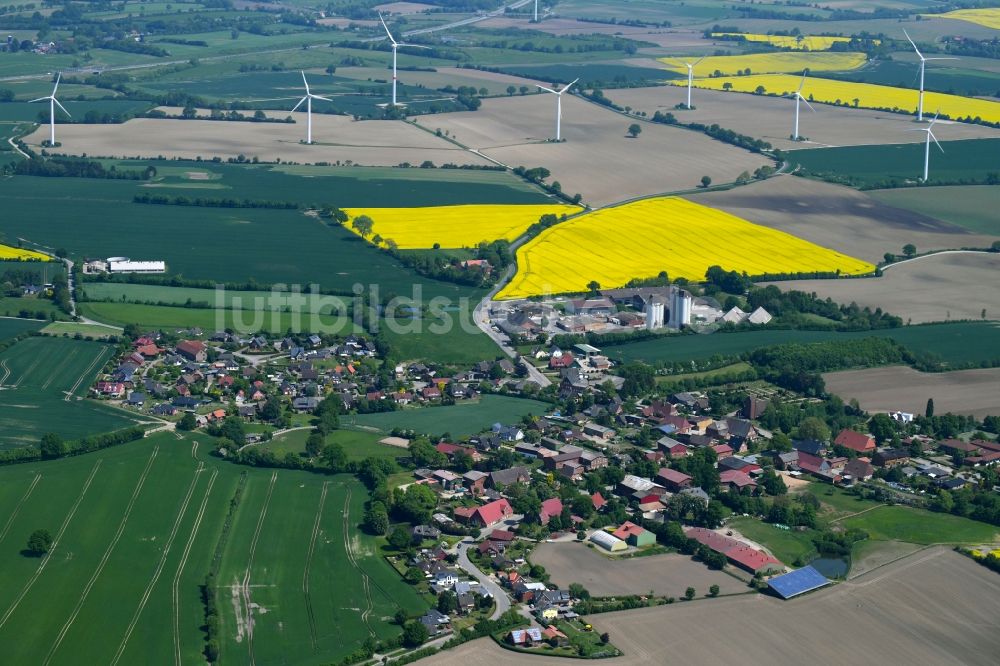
[0, 474, 41, 546]
[172, 467, 218, 666]
[0, 458, 102, 631]
[64, 344, 112, 400]
[12, 354, 42, 388]
[341, 486, 375, 637]
[40, 347, 78, 392]
[243, 470, 278, 666]
[43, 447, 159, 666]
[303, 481, 330, 653]
[0, 359, 10, 386]
[110, 461, 206, 666]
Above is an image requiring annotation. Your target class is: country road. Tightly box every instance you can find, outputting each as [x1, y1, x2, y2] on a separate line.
[455, 538, 511, 620]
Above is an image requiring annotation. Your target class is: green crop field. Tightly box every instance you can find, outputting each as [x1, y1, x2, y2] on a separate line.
[841, 505, 999, 544]
[0, 295, 68, 321]
[0, 317, 45, 342]
[0, 99, 154, 122]
[868, 185, 1000, 235]
[727, 517, 818, 565]
[346, 394, 550, 437]
[0, 431, 426, 665]
[787, 138, 1000, 187]
[0, 336, 145, 449]
[41, 321, 121, 339]
[607, 322, 1000, 365]
[0, 336, 143, 447]
[823, 59, 1000, 99]
[265, 428, 409, 462]
[498, 63, 681, 86]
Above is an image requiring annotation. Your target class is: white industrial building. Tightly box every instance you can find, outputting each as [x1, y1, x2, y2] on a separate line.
[106, 257, 166, 274]
[589, 530, 627, 552]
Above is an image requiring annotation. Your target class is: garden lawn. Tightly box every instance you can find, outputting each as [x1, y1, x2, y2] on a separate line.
[346, 395, 550, 437]
[841, 505, 999, 544]
[727, 517, 818, 566]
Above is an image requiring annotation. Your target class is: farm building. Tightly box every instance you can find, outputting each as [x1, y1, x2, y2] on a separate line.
[768, 566, 831, 599]
[612, 521, 655, 547]
[590, 530, 627, 552]
[685, 527, 783, 575]
[106, 257, 166, 273]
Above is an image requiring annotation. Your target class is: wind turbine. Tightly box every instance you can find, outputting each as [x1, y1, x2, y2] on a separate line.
[681, 56, 705, 110]
[536, 78, 578, 141]
[533, 0, 538, 22]
[785, 74, 815, 141]
[379, 13, 429, 107]
[29, 72, 69, 146]
[291, 71, 332, 145]
[906, 111, 943, 182]
[903, 29, 957, 122]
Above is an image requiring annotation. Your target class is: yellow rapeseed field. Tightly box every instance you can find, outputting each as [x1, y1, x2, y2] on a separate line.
[342, 203, 581, 249]
[497, 197, 874, 299]
[711, 33, 878, 51]
[0, 243, 50, 261]
[660, 52, 866, 77]
[928, 8, 1000, 30]
[673, 74, 1000, 124]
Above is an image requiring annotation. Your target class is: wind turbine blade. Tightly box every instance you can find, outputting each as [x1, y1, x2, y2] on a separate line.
[929, 131, 943, 152]
[903, 128, 925, 132]
[801, 96, 816, 112]
[398, 43, 431, 49]
[536, 84, 557, 94]
[53, 72, 61, 95]
[28, 96, 49, 103]
[693, 55, 706, 66]
[923, 57, 958, 61]
[797, 74, 807, 93]
[902, 29, 923, 59]
[379, 13, 396, 44]
[301, 71, 310, 94]
[559, 78, 580, 94]
[310, 94, 333, 102]
[928, 110, 940, 128]
[291, 96, 308, 112]
[53, 98, 71, 117]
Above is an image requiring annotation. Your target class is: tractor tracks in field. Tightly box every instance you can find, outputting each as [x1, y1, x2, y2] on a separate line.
[303, 481, 330, 653]
[0, 359, 11, 386]
[0, 458, 102, 631]
[110, 461, 209, 666]
[64, 345, 111, 400]
[0, 473, 41, 545]
[41, 347, 78, 392]
[341, 486, 375, 637]
[243, 470, 277, 666]
[43, 447, 159, 666]
[172, 466, 218, 666]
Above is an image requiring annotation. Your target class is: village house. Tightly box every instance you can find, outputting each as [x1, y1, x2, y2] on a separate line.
[834, 429, 876, 454]
[453, 498, 514, 528]
[176, 340, 207, 363]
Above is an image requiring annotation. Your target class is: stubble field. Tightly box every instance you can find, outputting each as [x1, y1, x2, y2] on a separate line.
[529, 541, 747, 597]
[823, 365, 1000, 419]
[426, 547, 1000, 666]
[764, 253, 1000, 325]
[415, 94, 771, 206]
[688, 176, 999, 264]
[606, 86, 1000, 152]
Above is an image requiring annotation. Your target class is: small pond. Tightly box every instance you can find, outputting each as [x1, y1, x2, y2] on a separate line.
[809, 557, 849, 578]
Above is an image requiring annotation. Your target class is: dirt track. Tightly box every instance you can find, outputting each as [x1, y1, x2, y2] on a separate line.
[426, 547, 1000, 666]
[763, 252, 1000, 324]
[689, 176, 999, 263]
[530, 541, 746, 598]
[824, 365, 1000, 419]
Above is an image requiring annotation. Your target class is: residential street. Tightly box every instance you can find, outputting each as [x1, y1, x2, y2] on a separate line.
[455, 538, 511, 620]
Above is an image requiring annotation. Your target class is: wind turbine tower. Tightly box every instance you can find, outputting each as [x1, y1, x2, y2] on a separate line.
[379, 13, 429, 107]
[785, 74, 815, 141]
[903, 29, 957, 122]
[291, 71, 332, 144]
[907, 111, 943, 182]
[683, 56, 705, 110]
[536, 78, 578, 141]
[29, 72, 70, 146]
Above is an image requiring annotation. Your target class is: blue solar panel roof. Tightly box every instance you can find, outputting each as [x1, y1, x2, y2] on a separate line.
[768, 566, 830, 599]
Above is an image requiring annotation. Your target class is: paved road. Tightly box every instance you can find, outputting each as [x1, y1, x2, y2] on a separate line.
[455, 538, 511, 620]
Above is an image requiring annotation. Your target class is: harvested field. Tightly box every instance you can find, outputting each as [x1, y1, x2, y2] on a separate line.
[606, 86, 1000, 151]
[426, 548, 1000, 666]
[763, 253, 1000, 325]
[824, 365, 1000, 419]
[374, 1, 436, 14]
[530, 541, 746, 598]
[415, 95, 770, 206]
[23, 115, 487, 167]
[688, 176, 999, 264]
[477, 18, 713, 49]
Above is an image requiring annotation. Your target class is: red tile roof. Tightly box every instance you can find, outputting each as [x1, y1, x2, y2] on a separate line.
[685, 527, 781, 573]
[540, 498, 563, 522]
[591, 492, 607, 509]
[474, 498, 513, 526]
[612, 521, 647, 541]
[719, 470, 756, 488]
[835, 429, 875, 453]
[657, 468, 692, 485]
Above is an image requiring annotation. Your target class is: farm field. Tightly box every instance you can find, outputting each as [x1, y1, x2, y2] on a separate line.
[688, 176, 1000, 264]
[606, 322, 1000, 365]
[426, 548, 1000, 666]
[41, 321, 121, 339]
[678, 75, 1000, 124]
[342, 203, 580, 248]
[823, 57, 1000, 100]
[498, 196, 874, 299]
[0, 317, 45, 342]
[787, 139, 1000, 187]
[0, 295, 68, 321]
[345, 395, 550, 437]
[23, 114, 489, 167]
[929, 8, 1000, 30]
[764, 253, 1000, 325]
[726, 518, 818, 565]
[265, 428, 409, 462]
[605, 86, 1000, 152]
[530, 541, 747, 597]
[494, 62, 681, 87]
[0, 336, 144, 449]
[710, 32, 870, 50]
[823, 365, 1000, 419]
[0, 99, 153, 122]
[868, 186, 1000, 235]
[476, 17, 713, 50]
[661, 52, 867, 76]
[380, 319, 502, 365]
[413, 94, 771, 207]
[840, 505, 999, 544]
[0, 431, 425, 666]
[0, 243, 49, 261]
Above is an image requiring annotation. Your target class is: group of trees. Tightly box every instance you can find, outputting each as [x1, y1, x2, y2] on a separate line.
[12, 157, 153, 180]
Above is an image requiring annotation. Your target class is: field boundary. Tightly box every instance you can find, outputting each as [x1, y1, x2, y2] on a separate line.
[0, 458, 102, 631]
[110, 460, 206, 666]
[0, 473, 41, 545]
[173, 467, 219, 666]
[43, 446, 160, 665]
